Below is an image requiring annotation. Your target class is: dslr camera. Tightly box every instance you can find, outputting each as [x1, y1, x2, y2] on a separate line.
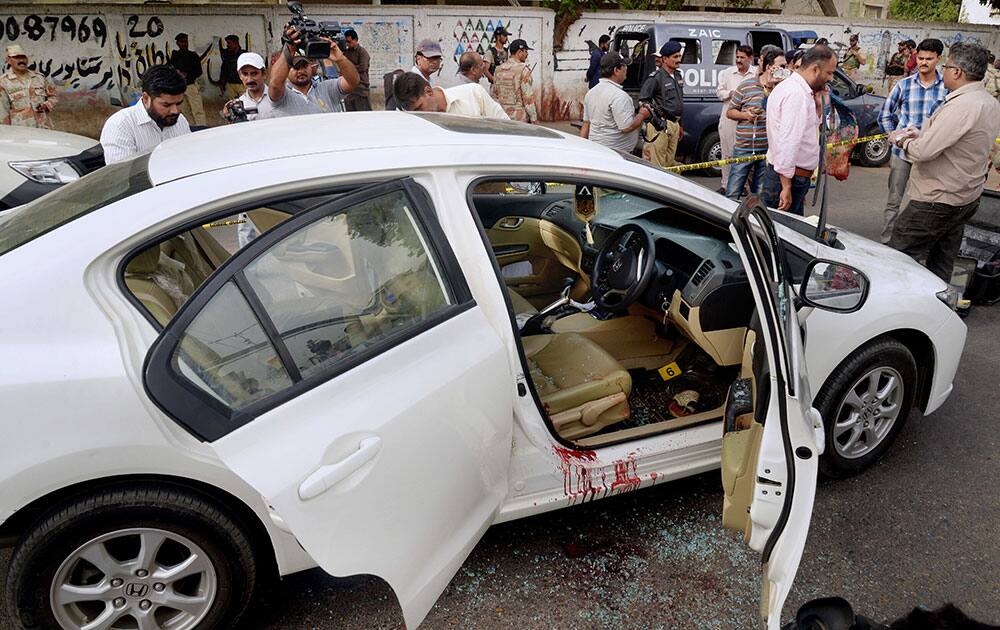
[224, 100, 258, 123]
[285, 0, 347, 60]
[639, 100, 669, 132]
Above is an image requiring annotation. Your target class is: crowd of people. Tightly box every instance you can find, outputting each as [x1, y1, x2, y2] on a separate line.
[1, 25, 1000, 284]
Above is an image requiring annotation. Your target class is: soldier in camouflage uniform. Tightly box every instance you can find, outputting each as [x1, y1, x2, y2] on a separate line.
[0, 45, 57, 128]
[491, 39, 537, 124]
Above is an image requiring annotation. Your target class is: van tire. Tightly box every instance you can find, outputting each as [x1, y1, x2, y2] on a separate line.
[697, 130, 721, 178]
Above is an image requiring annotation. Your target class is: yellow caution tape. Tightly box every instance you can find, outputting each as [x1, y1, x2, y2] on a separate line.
[664, 132, 891, 173]
[202, 219, 246, 228]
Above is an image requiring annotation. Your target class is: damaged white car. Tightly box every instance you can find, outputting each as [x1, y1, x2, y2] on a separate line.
[0, 113, 965, 630]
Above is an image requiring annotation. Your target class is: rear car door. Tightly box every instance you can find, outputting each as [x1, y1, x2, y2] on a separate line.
[143, 177, 515, 628]
[721, 197, 821, 629]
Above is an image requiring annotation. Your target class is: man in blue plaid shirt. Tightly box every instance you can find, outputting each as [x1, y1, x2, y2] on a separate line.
[878, 38, 947, 244]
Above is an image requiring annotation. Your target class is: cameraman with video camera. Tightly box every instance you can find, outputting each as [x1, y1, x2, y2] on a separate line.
[639, 41, 685, 167]
[267, 19, 359, 118]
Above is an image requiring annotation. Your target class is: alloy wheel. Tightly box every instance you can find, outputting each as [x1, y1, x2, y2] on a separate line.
[50, 527, 217, 630]
[864, 137, 889, 163]
[832, 366, 904, 459]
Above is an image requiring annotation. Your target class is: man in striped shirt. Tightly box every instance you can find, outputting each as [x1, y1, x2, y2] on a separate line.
[724, 49, 787, 201]
[877, 38, 946, 244]
[100, 65, 191, 165]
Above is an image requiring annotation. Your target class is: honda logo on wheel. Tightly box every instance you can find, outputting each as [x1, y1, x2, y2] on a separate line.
[124, 582, 149, 598]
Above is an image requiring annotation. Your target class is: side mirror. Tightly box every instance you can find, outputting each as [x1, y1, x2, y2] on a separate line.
[799, 259, 869, 313]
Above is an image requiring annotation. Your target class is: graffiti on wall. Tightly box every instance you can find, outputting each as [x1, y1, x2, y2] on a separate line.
[317, 15, 413, 90]
[0, 13, 115, 92]
[434, 14, 542, 87]
[112, 14, 266, 105]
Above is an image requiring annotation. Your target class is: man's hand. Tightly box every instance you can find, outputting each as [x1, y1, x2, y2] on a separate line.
[283, 25, 302, 53]
[220, 99, 238, 122]
[637, 104, 651, 120]
[38, 101, 54, 112]
[778, 184, 792, 212]
[322, 38, 345, 62]
[746, 105, 763, 118]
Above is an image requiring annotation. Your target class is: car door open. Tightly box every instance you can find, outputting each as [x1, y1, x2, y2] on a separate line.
[722, 197, 822, 630]
[144, 177, 516, 629]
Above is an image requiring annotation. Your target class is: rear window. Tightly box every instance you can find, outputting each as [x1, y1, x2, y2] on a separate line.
[0, 153, 152, 256]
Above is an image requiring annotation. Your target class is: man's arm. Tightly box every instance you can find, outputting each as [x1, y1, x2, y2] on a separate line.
[99, 117, 137, 165]
[725, 85, 746, 121]
[326, 40, 359, 94]
[484, 49, 497, 83]
[877, 81, 902, 132]
[611, 93, 649, 133]
[769, 92, 810, 179]
[580, 121, 590, 139]
[901, 102, 972, 163]
[42, 76, 57, 110]
[716, 68, 733, 102]
[520, 67, 537, 123]
[188, 52, 203, 82]
[0, 89, 11, 124]
[638, 73, 657, 102]
[268, 26, 299, 102]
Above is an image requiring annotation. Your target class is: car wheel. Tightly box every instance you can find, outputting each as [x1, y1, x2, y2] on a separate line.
[697, 130, 722, 179]
[855, 135, 890, 167]
[4, 484, 261, 630]
[814, 338, 917, 478]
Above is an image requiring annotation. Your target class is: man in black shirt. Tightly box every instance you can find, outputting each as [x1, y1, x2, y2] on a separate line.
[639, 41, 684, 167]
[169, 33, 206, 125]
[220, 35, 244, 99]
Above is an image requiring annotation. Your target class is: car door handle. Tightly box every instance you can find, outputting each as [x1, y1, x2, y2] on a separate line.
[298, 437, 382, 501]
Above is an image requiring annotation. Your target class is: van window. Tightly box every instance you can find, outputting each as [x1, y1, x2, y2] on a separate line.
[616, 34, 651, 90]
[712, 39, 742, 65]
[748, 31, 784, 57]
[670, 38, 701, 64]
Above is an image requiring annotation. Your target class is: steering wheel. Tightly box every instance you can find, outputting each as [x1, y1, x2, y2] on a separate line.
[592, 223, 656, 310]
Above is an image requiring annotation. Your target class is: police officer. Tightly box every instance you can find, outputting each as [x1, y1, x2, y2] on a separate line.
[639, 41, 684, 167]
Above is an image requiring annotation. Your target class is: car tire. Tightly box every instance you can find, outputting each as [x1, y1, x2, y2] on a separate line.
[854, 135, 890, 167]
[4, 484, 261, 630]
[814, 337, 917, 478]
[697, 130, 722, 179]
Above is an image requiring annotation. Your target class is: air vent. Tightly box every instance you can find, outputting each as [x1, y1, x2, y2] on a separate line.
[691, 259, 715, 286]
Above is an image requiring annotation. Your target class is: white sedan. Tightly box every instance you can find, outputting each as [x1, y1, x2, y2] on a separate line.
[0, 113, 965, 630]
[0, 125, 104, 211]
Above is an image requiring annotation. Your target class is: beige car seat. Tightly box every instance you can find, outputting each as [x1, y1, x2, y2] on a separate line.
[523, 332, 632, 440]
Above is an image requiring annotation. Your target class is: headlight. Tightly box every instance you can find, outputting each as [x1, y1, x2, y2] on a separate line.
[8, 158, 80, 184]
[936, 285, 962, 310]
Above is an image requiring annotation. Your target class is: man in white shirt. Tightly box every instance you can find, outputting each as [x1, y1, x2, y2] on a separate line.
[265, 24, 359, 118]
[456, 51, 486, 85]
[221, 52, 270, 122]
[393, 71, 509, 119]
[100, 65, 191, 164]
[581, 52, 650, 153]
[716, 45, 756, 189]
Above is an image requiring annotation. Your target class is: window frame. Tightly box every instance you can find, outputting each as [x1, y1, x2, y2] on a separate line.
[143, 177, 474, 442]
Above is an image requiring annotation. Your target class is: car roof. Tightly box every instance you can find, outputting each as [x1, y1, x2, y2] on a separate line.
[146, 112, 607, 185]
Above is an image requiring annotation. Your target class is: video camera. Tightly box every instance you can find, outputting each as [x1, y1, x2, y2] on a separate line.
[224, 100, 258, 124]
[285, 1, 347, 60]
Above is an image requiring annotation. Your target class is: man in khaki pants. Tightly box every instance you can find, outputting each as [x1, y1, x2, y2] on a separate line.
[169, 33, 206, 126]
[639, 41, 684, 167]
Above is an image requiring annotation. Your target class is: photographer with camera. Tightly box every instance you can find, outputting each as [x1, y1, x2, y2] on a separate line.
[639, 41, 684, 167]
[581, 52, 650, 153]
[267, 21, 359, 118]
[221, 53, 269, 123]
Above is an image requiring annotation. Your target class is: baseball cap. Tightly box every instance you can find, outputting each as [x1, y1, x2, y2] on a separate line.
[290, 55, 311, 68]
[655, 41, 682, 57]
[494, 26, 510, 38]
[5, 44, 27, 58]
[508, 39, 533, 55]
[237, 52, 266, 70]
[416, 39, 443, 58]
[599, 51, 625, 73]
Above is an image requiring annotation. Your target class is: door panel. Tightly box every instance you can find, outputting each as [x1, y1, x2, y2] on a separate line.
[723, 197, 819, 630]
[144, 178, 515, 628]
[486, 217, 583, 304]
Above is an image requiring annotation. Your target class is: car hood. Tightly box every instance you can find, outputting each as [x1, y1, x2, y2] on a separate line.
[0, 126, 98, 161]
[822, 223, 947, 292]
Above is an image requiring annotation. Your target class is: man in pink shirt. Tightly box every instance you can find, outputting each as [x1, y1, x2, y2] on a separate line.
[761, 45, 837, 215]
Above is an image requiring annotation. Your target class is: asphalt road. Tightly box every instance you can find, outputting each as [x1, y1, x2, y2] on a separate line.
[3, 165, 999, 630]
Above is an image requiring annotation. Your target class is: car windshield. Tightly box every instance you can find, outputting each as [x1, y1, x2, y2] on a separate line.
[0, 154, 152, 257]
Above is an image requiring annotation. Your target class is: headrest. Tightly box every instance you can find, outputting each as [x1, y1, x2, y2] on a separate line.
[126, 246, 161, 274]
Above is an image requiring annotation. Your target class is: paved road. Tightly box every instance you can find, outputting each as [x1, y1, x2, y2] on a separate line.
[3, 165, 998, 629]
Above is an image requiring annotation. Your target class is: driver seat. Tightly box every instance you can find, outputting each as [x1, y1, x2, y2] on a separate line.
[523, 333, 632, 440]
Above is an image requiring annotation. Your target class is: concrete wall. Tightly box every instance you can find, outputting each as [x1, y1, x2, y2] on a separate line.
[1, 4, 997, 136]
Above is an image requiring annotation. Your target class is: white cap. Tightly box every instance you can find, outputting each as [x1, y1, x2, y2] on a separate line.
[237, 52, 265, 70]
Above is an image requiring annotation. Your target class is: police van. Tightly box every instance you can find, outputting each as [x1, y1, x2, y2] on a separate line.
[611, 23, 890, 175]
